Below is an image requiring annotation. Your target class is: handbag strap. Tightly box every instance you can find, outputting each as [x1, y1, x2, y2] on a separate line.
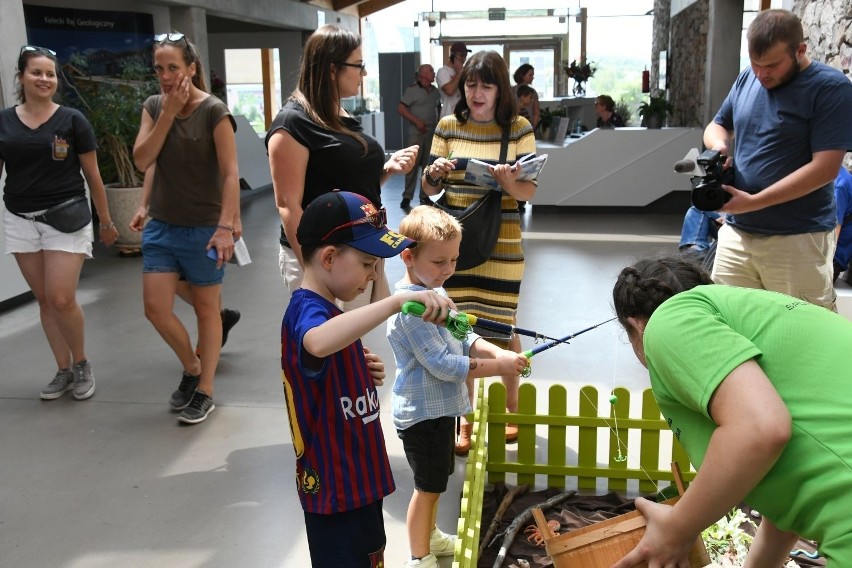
[498, 125, 510, 164]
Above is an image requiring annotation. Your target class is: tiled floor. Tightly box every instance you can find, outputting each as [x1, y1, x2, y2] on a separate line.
[0, 178, 691, 568]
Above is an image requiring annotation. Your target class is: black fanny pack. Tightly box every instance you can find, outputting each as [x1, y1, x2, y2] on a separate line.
[11, 195, 92, 233]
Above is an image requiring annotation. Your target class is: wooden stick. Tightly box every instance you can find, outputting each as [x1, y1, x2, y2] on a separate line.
[479, 484, 529, 558]
[491, 489, 577, 568]
[671, 462, 686, 496]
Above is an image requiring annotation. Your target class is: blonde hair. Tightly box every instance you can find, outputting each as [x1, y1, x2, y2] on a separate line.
[399, 206, 461, 252]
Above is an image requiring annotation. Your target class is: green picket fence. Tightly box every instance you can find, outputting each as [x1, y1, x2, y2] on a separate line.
[453, 381, 695, 568]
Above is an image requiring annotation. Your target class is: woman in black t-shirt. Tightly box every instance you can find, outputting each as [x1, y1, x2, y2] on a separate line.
[0, 46, 118, 401]
[265, 25, 418, 308]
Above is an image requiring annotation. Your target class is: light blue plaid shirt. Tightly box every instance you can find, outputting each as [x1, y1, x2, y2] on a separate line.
[387, 283, 476, 430]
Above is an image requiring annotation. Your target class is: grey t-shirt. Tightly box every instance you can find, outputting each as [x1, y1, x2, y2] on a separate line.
[143, 95, 235, 226]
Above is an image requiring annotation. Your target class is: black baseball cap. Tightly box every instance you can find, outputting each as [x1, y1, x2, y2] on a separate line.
[451, 41, 471, 54]
[297, 191, 415, 258]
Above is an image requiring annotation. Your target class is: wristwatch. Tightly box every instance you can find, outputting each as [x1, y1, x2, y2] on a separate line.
[425, 165, 443, 186]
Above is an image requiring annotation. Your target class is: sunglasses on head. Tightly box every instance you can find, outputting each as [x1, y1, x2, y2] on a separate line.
[154, 32, 187, 44]
[321, 207, 387, 242]
[20, 45, 57, 57]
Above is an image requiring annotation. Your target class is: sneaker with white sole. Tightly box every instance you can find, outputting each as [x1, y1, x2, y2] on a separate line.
[404, 554, 437, 568]
[169, 372, 200, 410]
[40, 369, 74, 400]
[178, 390, 215, 424]
[430, 526, 456, 557]
[72, 360, 96, 400]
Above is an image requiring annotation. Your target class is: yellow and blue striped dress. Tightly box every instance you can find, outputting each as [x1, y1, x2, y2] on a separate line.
[429, 116, 536, 346]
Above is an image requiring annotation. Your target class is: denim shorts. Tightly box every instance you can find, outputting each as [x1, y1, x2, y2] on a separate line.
[142, 219, 224, 286]
[4, 209, 93, 258]
[398, 416, 455, 493]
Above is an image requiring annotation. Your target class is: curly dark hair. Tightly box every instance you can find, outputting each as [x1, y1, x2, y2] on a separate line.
[612, 254, 713, 328]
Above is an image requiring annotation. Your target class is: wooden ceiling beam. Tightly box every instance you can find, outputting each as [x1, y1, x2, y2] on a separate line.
[358, 0, 405, 18]
[332, 0, 362, 10]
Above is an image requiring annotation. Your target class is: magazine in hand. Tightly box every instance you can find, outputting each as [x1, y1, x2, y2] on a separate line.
[463, 153, 549, 189]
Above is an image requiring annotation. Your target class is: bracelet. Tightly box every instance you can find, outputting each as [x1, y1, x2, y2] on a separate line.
[425, 166, 443, 187]
[216, 224, 235, 234]
[99, 222, 115, 230]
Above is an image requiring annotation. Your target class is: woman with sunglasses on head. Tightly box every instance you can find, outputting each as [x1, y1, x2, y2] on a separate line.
[265, 24, 418, 308]
[132, 32, 240, 425]
[0, 45, 118, 401]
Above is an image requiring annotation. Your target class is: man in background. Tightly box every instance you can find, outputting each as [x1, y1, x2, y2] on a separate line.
[436, 42, 470, 120]
[397, 64, 440, 212]
[704, 9, 852, 311]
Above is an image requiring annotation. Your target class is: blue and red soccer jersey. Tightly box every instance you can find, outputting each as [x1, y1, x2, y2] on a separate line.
[281, 288, 395, 514]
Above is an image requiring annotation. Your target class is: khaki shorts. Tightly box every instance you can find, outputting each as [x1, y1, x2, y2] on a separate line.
[712, 223, 836, 311]
[4, 209, 93, 258]
[279, 243, 389, 310]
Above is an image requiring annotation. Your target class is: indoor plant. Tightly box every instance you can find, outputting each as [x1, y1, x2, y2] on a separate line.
[637, 93, 674, 129]
[538, 106, 567, 140]
[63, 54, 159, 253]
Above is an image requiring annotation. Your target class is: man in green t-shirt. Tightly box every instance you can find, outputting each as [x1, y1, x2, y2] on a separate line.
[612, 255, 852, 567]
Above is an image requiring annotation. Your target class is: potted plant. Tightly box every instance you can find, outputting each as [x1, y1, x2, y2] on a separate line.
[637, 93, 674, 129]
[63, 54, 159, 253]
[538, 106, 567, 140]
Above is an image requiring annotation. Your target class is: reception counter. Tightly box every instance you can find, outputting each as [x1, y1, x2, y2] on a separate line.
[532, 127, 703, 207]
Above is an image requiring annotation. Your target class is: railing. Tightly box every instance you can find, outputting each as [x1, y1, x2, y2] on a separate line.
[453, 381, 695, 568]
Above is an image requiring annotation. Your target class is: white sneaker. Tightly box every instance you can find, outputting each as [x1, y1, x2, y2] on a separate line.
[430, 526, 456, 557]
[404, 554, 438, 568]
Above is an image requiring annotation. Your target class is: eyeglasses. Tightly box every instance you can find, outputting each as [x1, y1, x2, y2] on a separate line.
[154, 32, 187, 45]
[338, 61, 367, 73]
[321, 208, 387, 241]
[20, 45, 57, 57]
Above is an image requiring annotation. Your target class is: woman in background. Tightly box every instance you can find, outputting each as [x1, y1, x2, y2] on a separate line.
[423, 50, 537, 454]
[594, 95, 625, 128]
[611, 255, 852, 567]
[0, 45, 118, 401]
[132, 32, 240, 425]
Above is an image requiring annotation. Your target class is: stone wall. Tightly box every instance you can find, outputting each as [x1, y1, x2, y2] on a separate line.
[668, 0, 709, 126]
[793, 0, 852, 167]
[793, 0, 852, 72]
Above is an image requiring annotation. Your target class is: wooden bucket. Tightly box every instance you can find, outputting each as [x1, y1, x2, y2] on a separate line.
[531, 464, 710, 568]
[532, 497, 711, 568]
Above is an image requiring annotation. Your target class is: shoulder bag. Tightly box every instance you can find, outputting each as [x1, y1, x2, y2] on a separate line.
[434, 126, 509, 271]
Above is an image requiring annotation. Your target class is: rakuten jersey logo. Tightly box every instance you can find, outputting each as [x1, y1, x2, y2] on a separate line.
[340, 388, 380, 424]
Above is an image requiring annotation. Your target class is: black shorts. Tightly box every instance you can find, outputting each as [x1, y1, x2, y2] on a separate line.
[397, 416, 455, 493]
[304, 500, 386, 568]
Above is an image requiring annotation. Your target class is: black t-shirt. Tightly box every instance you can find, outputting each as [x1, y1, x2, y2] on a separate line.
[0, 105, 98, 213]
[265, 99, 385, 246]
[596, 112, 625, 128]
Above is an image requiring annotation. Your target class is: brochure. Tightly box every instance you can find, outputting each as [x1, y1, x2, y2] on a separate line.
[463, 153, 549, 189]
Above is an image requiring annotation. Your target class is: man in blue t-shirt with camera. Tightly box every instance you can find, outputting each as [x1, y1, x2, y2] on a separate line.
[704, 9, 852, 311]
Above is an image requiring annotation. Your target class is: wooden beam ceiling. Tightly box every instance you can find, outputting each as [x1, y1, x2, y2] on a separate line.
[328, 0, 406, 18]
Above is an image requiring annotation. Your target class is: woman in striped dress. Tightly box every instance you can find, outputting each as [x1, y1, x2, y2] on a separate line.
[422, 50, 537, 454]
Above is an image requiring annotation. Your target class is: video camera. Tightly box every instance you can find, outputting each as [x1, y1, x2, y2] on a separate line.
[674, 149, 733, 211]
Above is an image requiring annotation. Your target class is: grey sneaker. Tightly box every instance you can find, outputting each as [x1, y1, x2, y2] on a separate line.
[72, 360, 96, 400]
[178, 390, 215, 424]
[40, 369, 74, 400]
[169, 372, 200, 410]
